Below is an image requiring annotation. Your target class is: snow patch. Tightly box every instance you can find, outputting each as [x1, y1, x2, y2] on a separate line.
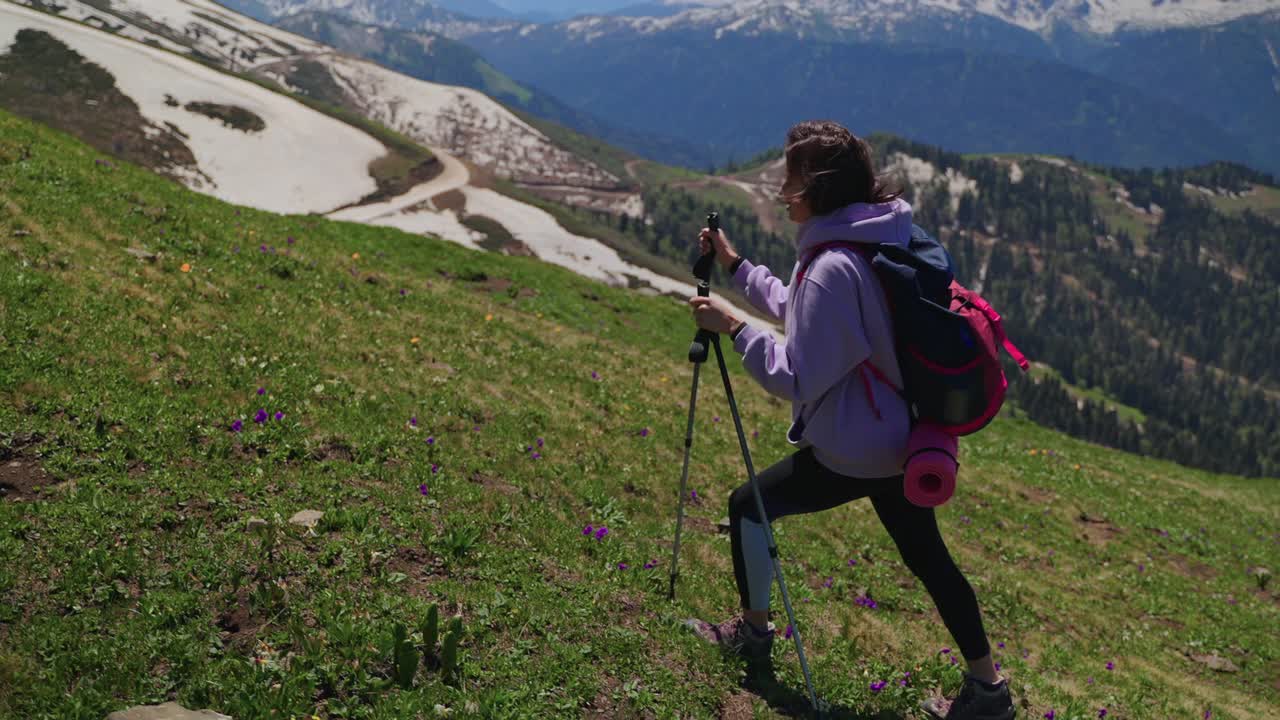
[0, 3, 383, 215]
[888, 152, 977, 213]
[1008, 161, 1023, 184]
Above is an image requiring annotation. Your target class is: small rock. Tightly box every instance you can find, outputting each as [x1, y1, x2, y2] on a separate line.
[245, 517, 268, 532]
[1190, 653, 1240, 673]
[105, 702, 231, 720]
[289, 509, 323, 528]
[125, 247, 158, 262]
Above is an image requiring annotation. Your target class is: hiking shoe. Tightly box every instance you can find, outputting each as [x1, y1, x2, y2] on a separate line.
[683, 614, 774, 664]
[921, 673, 1016, 720]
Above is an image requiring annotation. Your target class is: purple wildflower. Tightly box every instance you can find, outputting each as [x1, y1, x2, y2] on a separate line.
[995, 662, 1001, 671]
[1099, 710, 1107, 718]
[230, 419, 243, 433]
[536, 437, 544, 447]
[259, 245, 268, 253]
[583, 524, 593, 536]
[1088, 677, 1094, 684]
[822, 576, 833, 588]
[426, 436, 435, 445]
[690, 490, 699, 502]
[950, 656, 957, 665]
[257, 387, 265, 396]
[643, 560, 656, 569]
[784, 624, 793, 640]
[997, 641, 1006, 649]
[400, 289, 406, 296]
[418, 484, 429, 496]
[713, 416, 721, 423]
[848, 558, 858, 567]
[287, 236, 295, 245]
[1138, 563, 1145, 572]
[410, 416, 418, 427]
[961, 515, 972, 524]
[639, 428, 649, 437]
[1205, 711, 1212, 719]
[274, 411, 284, 421]
[616, 562, 628, 570]
[941, 648, 951, 655]
[1022, 649, 1031, 658]
[869, 680, 886, 693]
[1044, 712, 1055, 720]
[595, 526, 609, 541]
[473, 426, 481, 432]
[752, 430, 759, 438]
[431, 463, 439, 474]
[899, 679, 908, 686]
[253, 408, 268, 424]
[1106, 661, 1114, 671]
[531, 452, 542, 460]
[591, 371, 599, 380]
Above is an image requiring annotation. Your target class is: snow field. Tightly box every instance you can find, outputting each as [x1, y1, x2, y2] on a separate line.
[0, 2, 385, 215]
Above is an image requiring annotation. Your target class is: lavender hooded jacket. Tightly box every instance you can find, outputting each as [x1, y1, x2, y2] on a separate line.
[731, 199, 913, 478]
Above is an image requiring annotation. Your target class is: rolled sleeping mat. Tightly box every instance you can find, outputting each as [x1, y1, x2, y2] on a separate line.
[904, 423, 959, 508]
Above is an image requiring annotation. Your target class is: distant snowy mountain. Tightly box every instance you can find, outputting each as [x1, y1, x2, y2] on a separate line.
[587, 0, 1280, 36]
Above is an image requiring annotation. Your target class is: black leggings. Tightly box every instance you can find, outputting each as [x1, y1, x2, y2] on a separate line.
[728, 447, 992, 661]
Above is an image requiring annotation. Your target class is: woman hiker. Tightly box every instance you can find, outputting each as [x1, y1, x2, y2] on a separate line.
[684, 120, 1016, 720]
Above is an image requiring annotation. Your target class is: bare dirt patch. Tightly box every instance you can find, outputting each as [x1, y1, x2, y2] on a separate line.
[718, 690, 754, 720]
[215, 589, 265, 652]
[1076, 511, 1123, 546]
[309, 440, 354, 463]
[1166, 553, 1218, 581]
[432, 189, 466, 212]
[584, 675, 623, 719]
[183, 101, 265, 132]
[469, 471, 519, 495]
[0, 434, 59, 501]
[1017, 485, 1057, 505]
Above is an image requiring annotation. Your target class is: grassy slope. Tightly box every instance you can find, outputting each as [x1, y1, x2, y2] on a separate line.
[1, 112, 1278, 720]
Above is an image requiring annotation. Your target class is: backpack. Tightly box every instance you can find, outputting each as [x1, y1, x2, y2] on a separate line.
[795, 225, 1030, 436]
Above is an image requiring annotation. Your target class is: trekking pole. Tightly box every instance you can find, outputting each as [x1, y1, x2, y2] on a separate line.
[709, 333, 822, 717]
[668, 212, 719, 601]
[670, 212, 824, 716]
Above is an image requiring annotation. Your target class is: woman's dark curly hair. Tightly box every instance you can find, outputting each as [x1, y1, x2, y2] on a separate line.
[782, 120, 901, 216]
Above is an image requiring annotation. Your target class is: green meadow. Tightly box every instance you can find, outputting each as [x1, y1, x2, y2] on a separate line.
[1, 111, 1277, 719]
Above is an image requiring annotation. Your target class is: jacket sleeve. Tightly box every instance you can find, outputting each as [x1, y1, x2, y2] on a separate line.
[731, 264, 872, 404]
[730, 258, 788, 322]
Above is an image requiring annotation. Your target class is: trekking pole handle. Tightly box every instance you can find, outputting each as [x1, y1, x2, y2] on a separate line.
[694, 211, 719, 290]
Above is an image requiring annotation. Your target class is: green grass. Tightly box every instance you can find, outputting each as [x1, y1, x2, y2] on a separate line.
[1202, 184, 1280, 223]
[1028, 365, 1147, 425]
[628, 159, 704, 187]
[2, 111, 1279, 720]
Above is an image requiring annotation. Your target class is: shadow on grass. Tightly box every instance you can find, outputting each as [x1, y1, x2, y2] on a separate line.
[743, 663, 911, 720]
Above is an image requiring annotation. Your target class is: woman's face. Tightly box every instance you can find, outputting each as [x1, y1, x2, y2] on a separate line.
[779, 169, 812, 224]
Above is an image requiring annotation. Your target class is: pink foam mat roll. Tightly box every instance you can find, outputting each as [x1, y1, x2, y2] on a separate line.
[904, 424, 959, 508]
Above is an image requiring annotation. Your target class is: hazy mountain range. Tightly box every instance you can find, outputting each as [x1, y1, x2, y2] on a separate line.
[245, 0, 1280, 174]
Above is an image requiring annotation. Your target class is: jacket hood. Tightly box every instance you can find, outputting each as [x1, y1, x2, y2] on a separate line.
[794, 198, 913, 254]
